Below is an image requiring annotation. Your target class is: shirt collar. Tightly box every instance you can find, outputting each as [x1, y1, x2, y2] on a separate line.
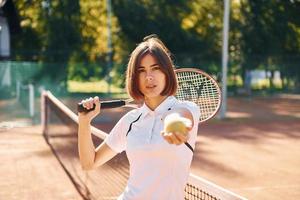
[139, 96, 177, 119]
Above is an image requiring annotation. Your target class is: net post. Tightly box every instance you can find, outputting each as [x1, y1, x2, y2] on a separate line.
[29, 84, 34, 117]
[106, 0, 113, 95]
[16, 81, 20, 100]
[220, 0, 230, 119]
[41, 90, 47, 136]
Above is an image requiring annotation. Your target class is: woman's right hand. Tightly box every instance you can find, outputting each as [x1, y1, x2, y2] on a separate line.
[78, 96, 101, 123]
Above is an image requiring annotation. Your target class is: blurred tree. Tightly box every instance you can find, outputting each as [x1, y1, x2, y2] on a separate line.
[112, 0, 223, 74]
[239, 0, 300, 90]
[67, 0, 107, 81]
[11, 0, 300, 92]
[13, 0, 84, 89]
[12, 0, 43, 61]
[40, 0, 83, 84]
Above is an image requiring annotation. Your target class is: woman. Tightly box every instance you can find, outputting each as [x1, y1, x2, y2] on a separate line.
[78, 35, 200, 200]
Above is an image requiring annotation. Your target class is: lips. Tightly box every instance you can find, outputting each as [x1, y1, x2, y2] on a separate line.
[146, 85, 156, 89]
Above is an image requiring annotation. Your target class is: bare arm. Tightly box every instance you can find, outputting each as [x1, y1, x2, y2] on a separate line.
[78, 97, 117, 170]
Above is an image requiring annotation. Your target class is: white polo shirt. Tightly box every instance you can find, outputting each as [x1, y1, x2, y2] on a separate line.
[105, 96, 200, 200]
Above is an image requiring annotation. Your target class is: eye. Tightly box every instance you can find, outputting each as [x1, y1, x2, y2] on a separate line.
[137, 68, 145, 73]
[152, 66, 161, 70]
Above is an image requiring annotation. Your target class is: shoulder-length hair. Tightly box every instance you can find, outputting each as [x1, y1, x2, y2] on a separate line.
[126, 36, 178, 102]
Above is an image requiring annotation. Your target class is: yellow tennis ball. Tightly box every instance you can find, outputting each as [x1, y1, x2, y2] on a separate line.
[165, 120, 187, 134]
[164, 113, 191, 135]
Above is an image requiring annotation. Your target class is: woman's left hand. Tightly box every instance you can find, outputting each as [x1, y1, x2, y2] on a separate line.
[161, 131, 189, 145]
[161, 111, 193, 145]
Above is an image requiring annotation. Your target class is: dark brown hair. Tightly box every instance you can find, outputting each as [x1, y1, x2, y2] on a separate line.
[126, 35, 177, 101]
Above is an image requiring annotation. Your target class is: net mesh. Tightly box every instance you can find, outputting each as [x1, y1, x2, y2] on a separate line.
[185, 183, 217, 200]
[42, 91, 245, 200]
[176, 70, 221, 122]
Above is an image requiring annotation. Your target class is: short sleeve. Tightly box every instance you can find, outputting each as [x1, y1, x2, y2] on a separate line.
[104, 116, 127, 153]
[179, 101, 200, 127]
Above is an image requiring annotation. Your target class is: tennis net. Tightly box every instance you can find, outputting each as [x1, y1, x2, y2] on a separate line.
[41, 90, 247, 200]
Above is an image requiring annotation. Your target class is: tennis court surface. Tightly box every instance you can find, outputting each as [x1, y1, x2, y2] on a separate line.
[1, 93, 299, 200]
[0, 125, 82, 200]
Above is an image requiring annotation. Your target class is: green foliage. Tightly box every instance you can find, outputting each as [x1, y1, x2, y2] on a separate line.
[237, 0, 300, 89]
[67, 62, 104, 81]
[112, 0, 222, 68]
[11, 0, 300, 92]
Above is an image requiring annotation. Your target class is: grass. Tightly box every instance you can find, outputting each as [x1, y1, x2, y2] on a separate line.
[68, 80, 125, 93]
[67, 77, 285, 99]
[252, 79, 283, 90]
[227, 75, 283, 89]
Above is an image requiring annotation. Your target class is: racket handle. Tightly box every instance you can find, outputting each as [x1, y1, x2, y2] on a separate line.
[77, 100, 126, 113]
[101, 100, 126, 108]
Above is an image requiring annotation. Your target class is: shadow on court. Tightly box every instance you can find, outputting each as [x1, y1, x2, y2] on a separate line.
[0, 95, 299, 200]
[92, 95, 300, 200]
[190, 95, 300, 200]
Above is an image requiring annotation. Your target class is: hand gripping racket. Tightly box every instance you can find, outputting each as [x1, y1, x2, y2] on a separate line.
[77, 99, 136, 112]
[77, 68, 221, 123]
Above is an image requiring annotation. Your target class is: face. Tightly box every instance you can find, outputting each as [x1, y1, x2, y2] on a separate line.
[137, 54, 166, 101]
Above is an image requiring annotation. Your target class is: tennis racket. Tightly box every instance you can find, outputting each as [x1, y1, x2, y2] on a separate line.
[175, 68, 221, 123]
[77, 68, 221, 123]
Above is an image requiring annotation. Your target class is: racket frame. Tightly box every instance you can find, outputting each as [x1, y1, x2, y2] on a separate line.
[175, 68, 222, 123]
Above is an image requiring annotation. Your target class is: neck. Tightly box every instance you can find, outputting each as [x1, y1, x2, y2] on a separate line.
[144, 96, 168, 111]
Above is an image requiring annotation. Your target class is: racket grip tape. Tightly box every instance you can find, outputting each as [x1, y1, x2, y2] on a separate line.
[77, 100, 126, 113]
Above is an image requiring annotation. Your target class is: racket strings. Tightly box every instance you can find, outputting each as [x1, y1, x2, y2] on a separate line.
[176, 71, 220, 122]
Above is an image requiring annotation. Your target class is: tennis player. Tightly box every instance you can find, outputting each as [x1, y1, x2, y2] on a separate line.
[78, 35, 200, 200]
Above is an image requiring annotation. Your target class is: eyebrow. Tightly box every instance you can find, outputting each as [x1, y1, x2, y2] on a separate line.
[139, 63, 159, 68]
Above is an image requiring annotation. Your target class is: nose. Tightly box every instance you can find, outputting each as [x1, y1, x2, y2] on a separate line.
[145, 72, 154, 81]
